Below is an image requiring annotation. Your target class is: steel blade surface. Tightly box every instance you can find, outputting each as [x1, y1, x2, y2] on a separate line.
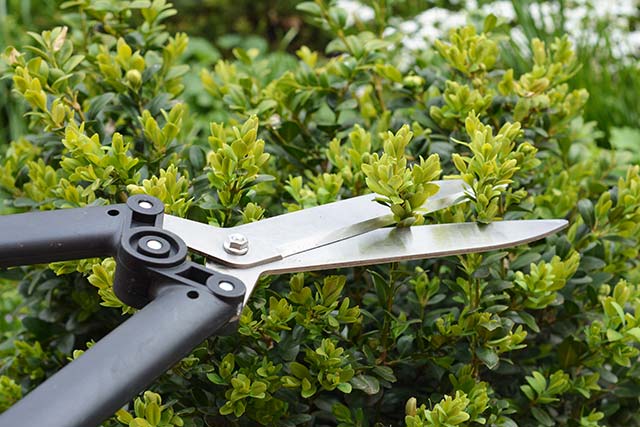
[207, 219, 567, 304]
[165, 179, 468, 267]
[260, 219, 568, 274]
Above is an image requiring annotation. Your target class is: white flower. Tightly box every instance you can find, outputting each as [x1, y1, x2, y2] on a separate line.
[529, 2, 559, 34]
[480, 0, 516, 21]
[628, 31, 640, 52]
[399, 20, 418, 34]
[510, 27, 530, 53]
[335, 0, 640, 60]
[336, 0, 375, 26]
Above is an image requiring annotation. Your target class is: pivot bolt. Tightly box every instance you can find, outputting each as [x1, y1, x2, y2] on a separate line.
[223, 233, 249, 255]
[219, 281, 235, 292]
[146, 239, 163, 250]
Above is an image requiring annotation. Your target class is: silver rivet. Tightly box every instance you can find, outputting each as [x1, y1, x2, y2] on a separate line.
[146, 239, 163, 250]
[139, 201, 153, 209]
[223, 233, 249, 255]
[219, 281, 235, 292]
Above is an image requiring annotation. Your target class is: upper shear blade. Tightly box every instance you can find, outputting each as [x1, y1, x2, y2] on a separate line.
[210, 219, 568, 304]
[163, 179, 468, 267]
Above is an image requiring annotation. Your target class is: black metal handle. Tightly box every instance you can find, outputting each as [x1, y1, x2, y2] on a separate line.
[0, 284, 239, 427]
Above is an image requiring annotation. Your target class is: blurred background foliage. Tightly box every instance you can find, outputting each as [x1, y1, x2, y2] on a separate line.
[1, 0, 639, 147]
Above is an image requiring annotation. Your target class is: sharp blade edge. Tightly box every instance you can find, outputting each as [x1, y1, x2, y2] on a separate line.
[263, 219, 568, 274]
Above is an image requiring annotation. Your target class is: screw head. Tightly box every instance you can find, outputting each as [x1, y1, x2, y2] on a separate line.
[223, 233, 249, 255]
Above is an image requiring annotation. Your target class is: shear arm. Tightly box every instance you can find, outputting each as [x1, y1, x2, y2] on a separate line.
[0, 204, 125, 267]
[0, 282, 241, 427]
[0, 196, 246, 427]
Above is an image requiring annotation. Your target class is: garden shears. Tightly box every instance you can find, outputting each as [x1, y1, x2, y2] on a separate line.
[0, 179, 567, 427]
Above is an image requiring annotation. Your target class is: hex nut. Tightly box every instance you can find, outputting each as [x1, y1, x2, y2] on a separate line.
[223, 233, 249, 255]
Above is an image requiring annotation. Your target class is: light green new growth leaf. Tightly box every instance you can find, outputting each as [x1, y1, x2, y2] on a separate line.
[362, 125, 441, 226]
[127, 164, 192, 216]
[451, 112, 538, 223]
[514, 252, 580, 309]
[207, 115, 271, 214]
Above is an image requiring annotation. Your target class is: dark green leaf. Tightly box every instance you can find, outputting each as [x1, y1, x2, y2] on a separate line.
[577, 199, 595, 229]
[87, 93, 115, 120]
[188, 146, 206, 170]
[476, 347, 499, 369]
[332, 403, 352, 422]
[296, 2, 322, 15]
[23, 317, 59, 340]
[315, 102, 336, 126]
[514, 311, 540, 333]
[372, 365, 397, 383]
[350, 375, 380, 395]
[557, 337, 585, 368]
[580, 256, 606, 272]
[531, 407, 554, 427]
[510, 252, 541, 270]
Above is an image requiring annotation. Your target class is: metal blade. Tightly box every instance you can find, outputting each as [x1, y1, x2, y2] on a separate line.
[262, 219, 568, 272]
[208, 219, 568, 304]
[164, 179, 468, 268]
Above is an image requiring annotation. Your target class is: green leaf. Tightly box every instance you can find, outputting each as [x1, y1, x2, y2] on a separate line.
[145, 402, 161, 425]
[87, 93, 115, 120]
[514, 311, 540, 332]
[296, 2, 322, 16]
[129, 0, 151, 8]
[375, 64, 402, 83]
[332, 403, 352, 422]
[610, 127, 640, 152]
[531, 407, 554, 426]
[510, 252, 541, 270]
[289, 361, 310, 379]
[606, 329, 624, 342]
[608, 300, 627, 325]
[63, 54, 85, 73]
[206, 373, 226, 385]
[369, 270, 389, 309]
[188, 146, 206, 170]
[476, 347, 499, 369]
[315, 102, 336, 126]
[483, 14, 498, 33]
[350, 375, 379, 394]
[626, 327, 640, 341]
[22, 316, 60, 340]
[337, 382, 352, 393]
[372, 366, 397, 383]
[557, 337, 585, 368]
[256, 99, 278, 115]
[577, 199, 595, 229]
[580, 256, 606, 272]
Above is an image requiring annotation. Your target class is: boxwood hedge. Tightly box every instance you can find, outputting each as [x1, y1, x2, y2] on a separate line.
[0, 1, 639, 426]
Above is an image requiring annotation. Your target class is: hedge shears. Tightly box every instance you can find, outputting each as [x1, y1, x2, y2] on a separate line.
[0, 179, 567, 427]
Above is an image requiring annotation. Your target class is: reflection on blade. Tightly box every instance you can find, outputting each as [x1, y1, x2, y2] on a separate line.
[208, 219, 568, 304]
[166, 179, 469, 268]
[262, 220, 568, 274]
[275, 179, 469, 258]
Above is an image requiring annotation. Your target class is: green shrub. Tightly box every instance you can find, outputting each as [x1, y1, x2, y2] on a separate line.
[1, 1, 640, 426]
